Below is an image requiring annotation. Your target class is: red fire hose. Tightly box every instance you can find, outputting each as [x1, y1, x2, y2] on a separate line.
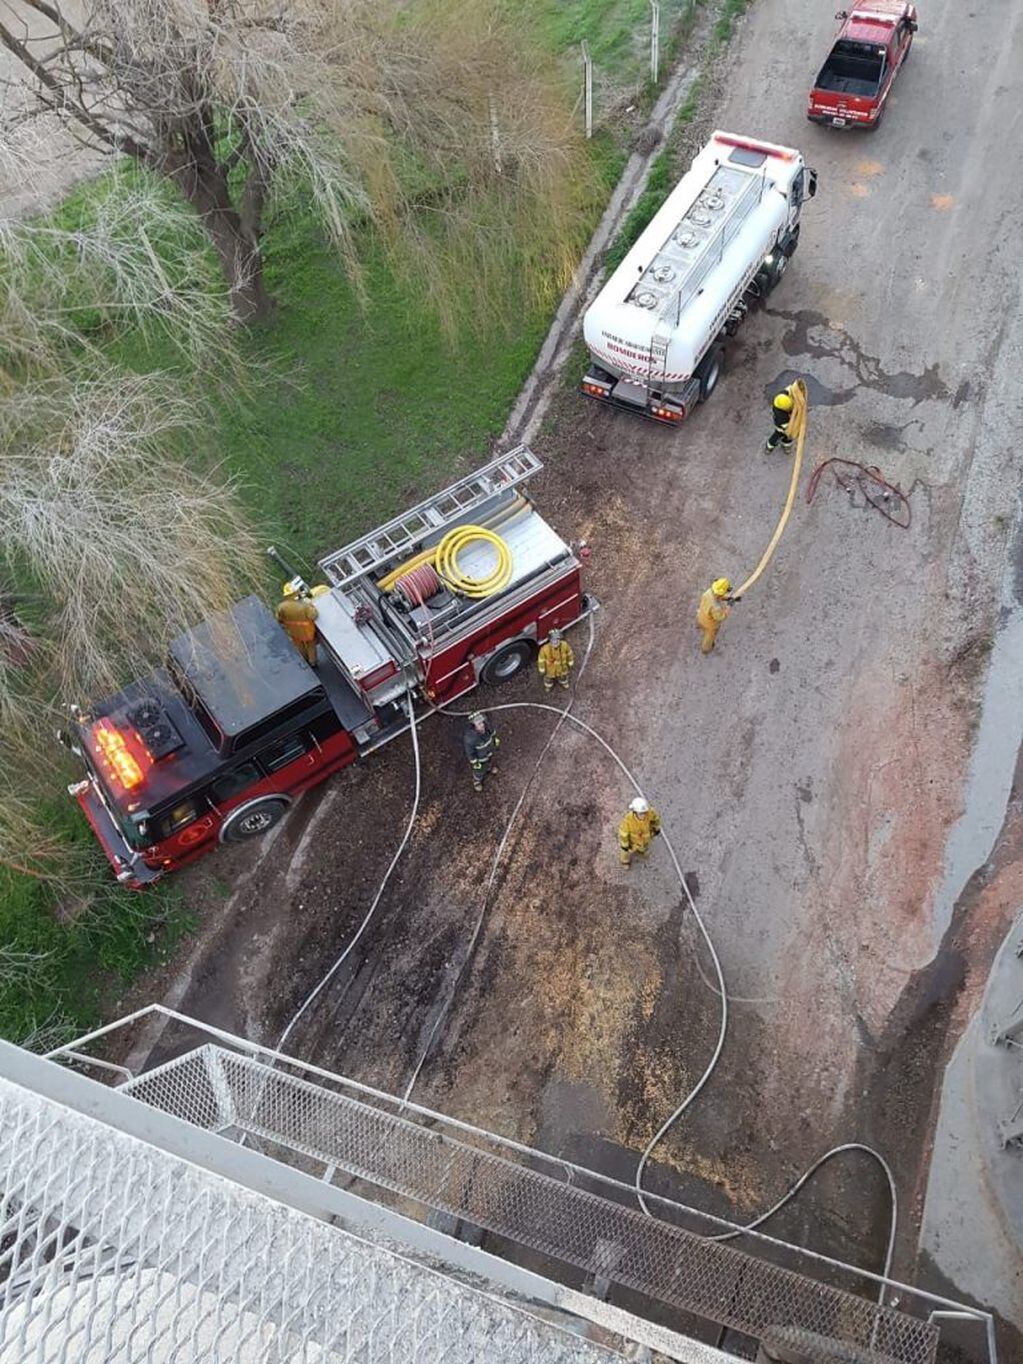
[806, 458, 911, 529]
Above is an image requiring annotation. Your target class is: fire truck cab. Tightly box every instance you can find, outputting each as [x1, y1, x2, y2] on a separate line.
[68, 447, 592, 887]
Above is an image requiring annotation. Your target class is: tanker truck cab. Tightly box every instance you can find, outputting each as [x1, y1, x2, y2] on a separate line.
[581, 132, 817, 425]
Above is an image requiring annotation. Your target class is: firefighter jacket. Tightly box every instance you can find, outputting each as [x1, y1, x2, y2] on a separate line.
[538, 639, 574, 680]
[463, 721, 500, 770]
[696, 589, 729, 630]
[618, 808, 661, 854]
[276, 596, 318, 643]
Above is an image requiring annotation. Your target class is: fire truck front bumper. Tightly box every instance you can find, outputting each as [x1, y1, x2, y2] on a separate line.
[71, 779, 162, 889]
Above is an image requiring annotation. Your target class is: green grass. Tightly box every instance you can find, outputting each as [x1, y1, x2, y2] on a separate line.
[201, 223, 556, 568]
[0, 802, 192, 1047]
[712, 0, 750, 45]
[532, 0, 691, 74]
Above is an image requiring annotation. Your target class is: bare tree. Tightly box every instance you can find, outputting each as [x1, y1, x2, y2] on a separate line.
[0, 174, 232, 369]
[1, 369, 266, 705]
[0, 0, 595, 323]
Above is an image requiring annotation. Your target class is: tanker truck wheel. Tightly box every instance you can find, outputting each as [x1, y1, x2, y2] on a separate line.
[696, 344, 724, 402]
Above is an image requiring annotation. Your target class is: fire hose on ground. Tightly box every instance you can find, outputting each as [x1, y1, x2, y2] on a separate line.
[277, 458, 899, 1305]
[732, 378, 809, 600]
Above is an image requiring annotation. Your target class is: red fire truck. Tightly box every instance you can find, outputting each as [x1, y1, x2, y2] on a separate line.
[64, 448, 593, 887]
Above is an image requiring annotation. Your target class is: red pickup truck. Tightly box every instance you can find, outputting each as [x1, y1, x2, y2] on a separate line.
[807, 3, 917, 130]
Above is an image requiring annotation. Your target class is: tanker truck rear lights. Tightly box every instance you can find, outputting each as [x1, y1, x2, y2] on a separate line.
[652, 403, 683, 422]
[92, 719, 151, 792]
[583, 381, 611, 399]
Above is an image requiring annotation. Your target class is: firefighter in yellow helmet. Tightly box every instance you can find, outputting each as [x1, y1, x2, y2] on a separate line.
[766, 385, 797, 452]
[537, 628, 574, 692]
[618, 796, 661, 868]
[696, 578, 738, 655]
[276, 578, 319, 667]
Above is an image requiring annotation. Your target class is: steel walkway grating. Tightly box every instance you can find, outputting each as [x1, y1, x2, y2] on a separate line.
[124, 1047, 940, 1364]
[0, 1071, 629, 1364]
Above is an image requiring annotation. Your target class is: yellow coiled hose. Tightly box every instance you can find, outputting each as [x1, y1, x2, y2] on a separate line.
[434, 524, 513, 598]
[377, 496, 526, 592]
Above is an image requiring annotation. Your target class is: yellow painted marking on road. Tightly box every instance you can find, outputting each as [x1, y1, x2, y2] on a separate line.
[847, 183, 870, 198]
[931, 193, 955, 211]
[857, 160, 885, 177]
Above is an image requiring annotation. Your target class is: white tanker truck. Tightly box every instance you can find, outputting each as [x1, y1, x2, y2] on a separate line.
[582, 131, 817, 425]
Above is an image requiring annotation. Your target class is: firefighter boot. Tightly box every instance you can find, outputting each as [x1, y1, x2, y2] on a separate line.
[543, 677, 555, 692]
[558, 675, 570, 689]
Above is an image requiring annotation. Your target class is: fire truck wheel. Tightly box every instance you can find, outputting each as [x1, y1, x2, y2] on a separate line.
[696, 344, 724, 401]
[219, 797, 290, 844]
[480, 639, 535, 686]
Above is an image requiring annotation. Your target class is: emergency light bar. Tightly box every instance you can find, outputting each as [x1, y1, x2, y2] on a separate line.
[711, 132, 796, 161]
[92, 719, 151, 792]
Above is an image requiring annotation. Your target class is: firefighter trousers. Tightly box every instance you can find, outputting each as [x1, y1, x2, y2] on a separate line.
[766, 426, 794, 451]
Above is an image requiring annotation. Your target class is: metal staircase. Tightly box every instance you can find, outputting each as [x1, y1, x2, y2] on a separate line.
[319, 447, 542, 589]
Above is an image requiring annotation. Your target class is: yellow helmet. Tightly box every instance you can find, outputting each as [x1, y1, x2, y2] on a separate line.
[774, 391, 795, 411]
[282, 577, 303, 598]
[711, 578, 731, 598]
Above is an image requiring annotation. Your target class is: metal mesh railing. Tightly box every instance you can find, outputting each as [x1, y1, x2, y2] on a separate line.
[124, 1047, 939, 1364]
[0, 1071, 628, 1364]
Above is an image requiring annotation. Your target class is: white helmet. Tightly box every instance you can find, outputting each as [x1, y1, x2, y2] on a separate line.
[548, 628, 562, 644]
[629, 796, 649, 815]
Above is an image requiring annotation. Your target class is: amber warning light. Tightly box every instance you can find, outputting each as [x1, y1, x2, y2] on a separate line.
[92, 719, 151, 792]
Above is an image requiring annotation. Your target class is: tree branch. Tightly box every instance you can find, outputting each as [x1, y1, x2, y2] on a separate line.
[0, 20, 145, 159]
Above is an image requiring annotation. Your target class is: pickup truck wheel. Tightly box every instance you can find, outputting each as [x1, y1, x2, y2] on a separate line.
[696, 345, 724, 401]
[480, 638, 535, 686]
[219, 797, 289, 844]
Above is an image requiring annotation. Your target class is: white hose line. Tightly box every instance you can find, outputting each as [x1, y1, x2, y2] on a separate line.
[402, 616, 597, 1104]
[272, 635, 895, 1301]
[707, 1142, 897, 1308]
[434, 681, 728, 1217]
[276, 692, 423, 1054]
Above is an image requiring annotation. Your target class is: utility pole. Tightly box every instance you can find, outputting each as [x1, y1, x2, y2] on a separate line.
[650, 0, 660, 84]
[581, 41, 593, 139]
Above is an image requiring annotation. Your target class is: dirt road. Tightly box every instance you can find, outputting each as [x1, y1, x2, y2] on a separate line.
[128, 0, 1023, 1351]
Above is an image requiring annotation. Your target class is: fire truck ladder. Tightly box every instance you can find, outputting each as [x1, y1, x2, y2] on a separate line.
[662, 165, 768, 328]
[319, 447, 543, 590]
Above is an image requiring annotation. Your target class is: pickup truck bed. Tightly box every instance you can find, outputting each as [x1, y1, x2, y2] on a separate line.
[814, 53, 883, 97]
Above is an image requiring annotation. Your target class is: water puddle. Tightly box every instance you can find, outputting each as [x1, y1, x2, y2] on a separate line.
[928, 601, 1023, 950]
